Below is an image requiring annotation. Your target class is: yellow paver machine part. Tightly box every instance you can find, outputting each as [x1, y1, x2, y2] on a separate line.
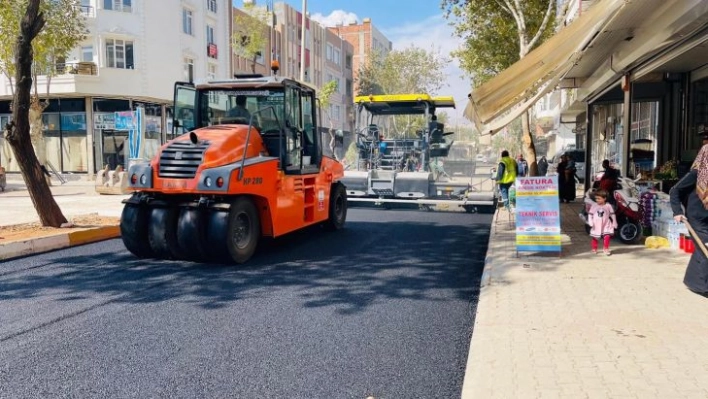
[354, 94, 456, 116]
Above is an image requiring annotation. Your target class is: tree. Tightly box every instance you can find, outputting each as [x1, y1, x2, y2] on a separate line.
[232, 3, 269, 74]
[356, 46, 450, 96]
[442, 0, 561, 176]
[1, 0, 87, 166]
[317, 80, 339, 160]
[2, 0, 69, 227]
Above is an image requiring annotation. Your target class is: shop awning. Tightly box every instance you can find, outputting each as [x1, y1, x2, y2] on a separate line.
[463, 0, 627, 135]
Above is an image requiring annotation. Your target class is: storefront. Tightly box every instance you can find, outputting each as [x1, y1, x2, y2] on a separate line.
[584, 82, 665, 180]
[0, 97, 170, 176]
[1, 98, 89, 173]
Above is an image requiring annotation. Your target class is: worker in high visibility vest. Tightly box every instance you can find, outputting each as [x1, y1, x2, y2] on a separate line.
[496, 150, 518, 209]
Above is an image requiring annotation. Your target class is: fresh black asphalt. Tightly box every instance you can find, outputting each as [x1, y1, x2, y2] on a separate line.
[0, 207, 492, 398]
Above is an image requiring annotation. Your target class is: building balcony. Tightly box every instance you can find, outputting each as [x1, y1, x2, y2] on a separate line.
[0, 62, 169, 101]
[78, 5, 96, 18]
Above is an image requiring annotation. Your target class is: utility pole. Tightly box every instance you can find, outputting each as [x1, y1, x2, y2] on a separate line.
[299, 0, 307, 81]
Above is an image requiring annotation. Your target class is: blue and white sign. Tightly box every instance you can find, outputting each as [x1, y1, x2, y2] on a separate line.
[114, 109, 143, 160]
[515, 176, 562, 253]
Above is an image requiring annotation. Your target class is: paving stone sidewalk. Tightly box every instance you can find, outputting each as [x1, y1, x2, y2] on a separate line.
[463, 203, 708, 399]
[0, 177, 127, 226]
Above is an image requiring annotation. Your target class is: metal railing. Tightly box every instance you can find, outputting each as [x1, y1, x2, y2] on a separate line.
[78, 5, 95, 17]
[32, 61, 98, 77]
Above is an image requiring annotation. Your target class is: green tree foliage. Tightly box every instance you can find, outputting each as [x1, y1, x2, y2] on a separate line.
[441, 0, 558, 86]
[1, 0, 87, 165]
[442, 0, 562, 175]
[356, 46, 450, 96]
[317, 80, 339, 159]
[0, 0, 87, 95]
[2, 0, 77, 227]
[232, 3, 269, 74]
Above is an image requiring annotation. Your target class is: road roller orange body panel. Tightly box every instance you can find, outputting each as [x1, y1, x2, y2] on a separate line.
[120, 73, 348, 263]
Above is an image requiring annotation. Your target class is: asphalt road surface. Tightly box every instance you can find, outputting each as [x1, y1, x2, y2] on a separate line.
[0, 208, 492, 399]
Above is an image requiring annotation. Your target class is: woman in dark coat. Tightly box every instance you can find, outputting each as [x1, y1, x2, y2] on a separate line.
[556, 155, 567, 202]
[556, 155, 576, 202]
[670, 145, 708, 297]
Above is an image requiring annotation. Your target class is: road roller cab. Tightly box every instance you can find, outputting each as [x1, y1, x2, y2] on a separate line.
[120, 74, 347, 264]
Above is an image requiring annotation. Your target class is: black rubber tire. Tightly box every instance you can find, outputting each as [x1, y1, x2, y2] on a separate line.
[177, 208, 209, 262]
[324, 183, 347, 231]
[618, 221, 643, 244]
[120, 203, 153, 258]
[206, 210, 231, 263]
[227, 197, 261, 264]
[148, 207, 184, 259]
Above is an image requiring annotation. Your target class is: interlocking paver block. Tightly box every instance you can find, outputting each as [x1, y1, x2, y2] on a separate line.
[462, 203, 708, 398]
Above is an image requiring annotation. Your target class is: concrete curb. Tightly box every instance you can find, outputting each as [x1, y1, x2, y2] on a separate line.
[480, 209, 510, 288]
[0, 225, 120, 261]
[461, 209, 508, 399]
[480, 222, 497, 288]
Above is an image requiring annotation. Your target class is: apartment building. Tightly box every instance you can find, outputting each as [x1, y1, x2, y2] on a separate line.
[231, 5, 282, 76]
[270, 2, 354, 135]
[0, 0, 231, 176]
[335, 18, 392, 94]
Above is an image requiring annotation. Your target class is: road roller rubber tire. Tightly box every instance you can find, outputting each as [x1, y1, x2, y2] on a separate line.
[205, 209, 231, 263]
[226, 197, 261, 264]
[324, 183, 347, 231]
[148, 207, 185, 259]
[177, 208, 209, 262]
[120, 203, 154, 258]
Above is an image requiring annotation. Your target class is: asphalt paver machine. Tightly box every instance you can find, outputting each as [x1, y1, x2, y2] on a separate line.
[341, 94, 496, 211]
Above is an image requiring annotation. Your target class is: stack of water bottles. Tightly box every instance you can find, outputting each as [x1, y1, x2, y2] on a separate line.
[666, 219, 689, 250]
[640, 191, 660, 229]
[648, 191, 688, 250]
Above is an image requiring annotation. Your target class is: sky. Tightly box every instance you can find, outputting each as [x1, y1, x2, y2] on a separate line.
[234, 0, 472, 126]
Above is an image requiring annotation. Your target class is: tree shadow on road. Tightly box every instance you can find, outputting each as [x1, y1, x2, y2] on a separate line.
[0, 213, 492, 316]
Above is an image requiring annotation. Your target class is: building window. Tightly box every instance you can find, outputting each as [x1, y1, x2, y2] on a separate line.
[206, 0, 217, 13]
[346, 79, 352, 96]
[104, 0, 131, 12]
[82, 46, 93, 62]
[105, 39, 134, 69]
[183, 9, 193, 35]
[206, 25, 214, 44]
[183, 57, 194, 81]
[345, 54, 352, 69]
[207, 63, 217, 80]
[333, 49, 340, 65]
[326, 44, 333, 61]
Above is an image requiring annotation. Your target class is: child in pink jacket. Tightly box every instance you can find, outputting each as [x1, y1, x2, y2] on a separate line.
[588, 190, 618, 255]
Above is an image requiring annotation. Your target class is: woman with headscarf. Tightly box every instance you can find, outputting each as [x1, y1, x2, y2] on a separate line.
[670, 145, 708, 297]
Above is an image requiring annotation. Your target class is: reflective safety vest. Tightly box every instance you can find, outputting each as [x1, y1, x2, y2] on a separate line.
[499, 156, 517, 184]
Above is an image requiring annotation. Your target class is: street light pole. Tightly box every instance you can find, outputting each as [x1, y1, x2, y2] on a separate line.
[299, 0, 307, 81]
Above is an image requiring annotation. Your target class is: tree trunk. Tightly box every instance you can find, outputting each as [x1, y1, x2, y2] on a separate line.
[6, 0, 67, 227]
[328, 120, 337, 161]
[29, 97, 48, 164]
[521, 110, 538, 176]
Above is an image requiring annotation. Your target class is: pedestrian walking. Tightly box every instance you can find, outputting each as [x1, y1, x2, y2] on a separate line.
[537, 155, 548, 176]
[588, 189, 617, 255]
[670, 144, 708, 297]
[516, 154, 528, 177]
[557, 154, 576, 202]
[496, 150, 518, 209]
